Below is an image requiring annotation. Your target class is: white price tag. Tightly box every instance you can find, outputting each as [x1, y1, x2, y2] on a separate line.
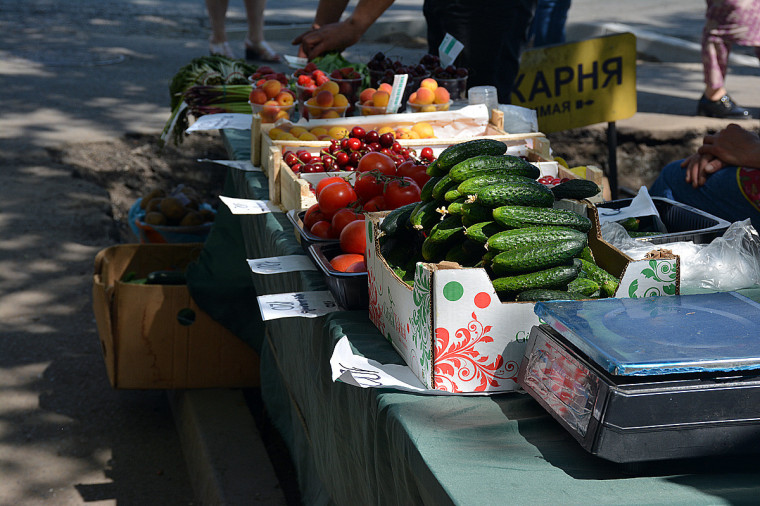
[284, 54, 308, 69]
[247, 255, 317, 274]
[219, 196, 280, 214]
[386, 74, 408, 114]
[198, 159, 261, 172]
[438, 33, 464, 68]
[186, 113, 252, 132]
[257, 291, 339, 320]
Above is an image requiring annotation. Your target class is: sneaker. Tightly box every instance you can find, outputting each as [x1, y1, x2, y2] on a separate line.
[696, 94, 750, 118]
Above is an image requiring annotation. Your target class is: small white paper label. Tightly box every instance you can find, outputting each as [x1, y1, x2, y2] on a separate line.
[219, 196, 280, 214]
[439, 33, 464, 68]
[198, 159, 261, 172]
[257, 291, 338, 320]
[387, 74, 408, 114]
[284, 54, 308, 69]
[247, 255, 317, 274]
[186, 113, 252, 132]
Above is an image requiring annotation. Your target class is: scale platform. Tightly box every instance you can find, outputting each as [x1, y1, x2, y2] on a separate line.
[517, 292, 760, 463]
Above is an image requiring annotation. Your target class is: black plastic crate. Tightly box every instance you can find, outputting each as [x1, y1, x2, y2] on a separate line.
[597, 196, 730, 244]
[286, 209, 339, 252]
[307, 242, 368, 310]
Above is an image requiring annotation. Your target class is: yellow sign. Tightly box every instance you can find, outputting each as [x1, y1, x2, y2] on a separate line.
[511, 33, 637, 133]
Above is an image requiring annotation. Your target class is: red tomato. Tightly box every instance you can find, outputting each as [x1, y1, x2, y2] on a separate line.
[354, 172, 384, 203]
[303, 203, 325, 230]
[331, 208, 364, 236]
[345, 260, 367, 272]
[318, 182, 358, 219]
[330, 253, 365, 272]
[315, 176, 348, 197]
[396, 161, 430, 188]
[340, 220, 367, 255]
[384, 177, 421, 209]
[357, 152, 396, 176]
[310, 220, 337, 239]
[363, 195, 386, 212]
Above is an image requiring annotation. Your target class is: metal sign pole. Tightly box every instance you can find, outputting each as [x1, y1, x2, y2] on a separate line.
[607, 121, 618, 200]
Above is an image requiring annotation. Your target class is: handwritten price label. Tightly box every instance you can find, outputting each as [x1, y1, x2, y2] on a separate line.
[198, 159, 261, 172]
[247, 255, 316, 274]
[257, 291, 339, 320]
[219, 196, 280, 214]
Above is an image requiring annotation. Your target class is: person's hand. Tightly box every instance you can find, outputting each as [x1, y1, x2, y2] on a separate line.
[292, 20, 363, 60]
[697, 123, 760, 169]
[681, 153, 726, 188]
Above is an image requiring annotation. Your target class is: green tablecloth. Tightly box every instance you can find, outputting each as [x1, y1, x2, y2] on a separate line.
[191, 128, 760, 505]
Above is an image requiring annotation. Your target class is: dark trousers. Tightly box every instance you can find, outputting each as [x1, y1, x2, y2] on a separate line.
[423, 0, 537, 104]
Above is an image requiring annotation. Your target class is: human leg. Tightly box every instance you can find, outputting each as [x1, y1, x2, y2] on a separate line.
[206, 0, 234, 57]
[243, 0, 280, 62]
[650, 161, 758, 228]
[530, 0, 570, 47]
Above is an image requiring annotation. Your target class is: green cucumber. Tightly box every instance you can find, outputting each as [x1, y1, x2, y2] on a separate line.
[567, 277, 600, 297]
[491, 237, 587, 275]
[465, 221, 506, 244]
[493, 205, 592, 233]
[551, 178, 601, 200]
[492, 259, 582, 296]
[449, 155, 540, 183]
[515, 289, 589, 302]
[457, 173, 535, 196]
[486, 226, 586, 252]
[379, 202, 417, 236]
[431, 174, 459, 202]
[461, 202, 494, 225]
[427, 139, 508, 176]
[616, 217, 640, 231]
[445, 197, 467, 216]
[444, 188, 463, 202]
[410, 200, 442, 231]
[421, 215, 464, 262]
[445, 239, 484, 267]
[579, 258, 619, 297]
[420, 175, 442, 202]
[475, 180, 554, 208]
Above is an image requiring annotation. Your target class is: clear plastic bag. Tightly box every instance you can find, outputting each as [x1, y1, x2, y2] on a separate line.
[601, 219, 760, 292]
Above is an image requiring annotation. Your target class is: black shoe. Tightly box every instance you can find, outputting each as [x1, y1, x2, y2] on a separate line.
[697, 94, 751, 118]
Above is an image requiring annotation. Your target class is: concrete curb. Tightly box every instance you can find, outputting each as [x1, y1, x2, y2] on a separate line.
[169, 389, 287, 506]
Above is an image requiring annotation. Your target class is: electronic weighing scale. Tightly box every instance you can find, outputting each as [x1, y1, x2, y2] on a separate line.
[517, 291, 760, 463]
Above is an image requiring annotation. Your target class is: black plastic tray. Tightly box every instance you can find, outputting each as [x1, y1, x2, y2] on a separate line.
[597, 196, 730, 244]
[307, 242, 368, 310]
[286, 209, 339, 252]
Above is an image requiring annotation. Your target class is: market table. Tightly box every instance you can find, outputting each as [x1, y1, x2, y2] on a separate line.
[188, 128, 760, 505]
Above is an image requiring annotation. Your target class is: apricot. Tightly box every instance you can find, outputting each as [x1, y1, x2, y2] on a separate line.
[290, 126, 308, 137]
[261, 79, 282, 99]
[412, 122, 435, 138]
[359, 87, 376, 103]
[298, 131, 318, 141]
[317, 80, 339, 96]
[414, 87, 435, 105]
[322, 110, 341, 119]
[315, 89, 334, 107]
[378, 82, 393, 94]
[372, 90, 390, 107]
[377, 126, 394, 135]
[332, 93, 348, 108]
[434, 87, 450, 104]
[275, 90, 294, 106]
[420, 78, 438, 91]
[328, 126, 349, 139]
[309, 126, 328, 137]
[249, 88, 268, 105]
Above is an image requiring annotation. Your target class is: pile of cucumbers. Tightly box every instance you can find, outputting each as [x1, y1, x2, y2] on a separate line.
[378, 138, 621, 302]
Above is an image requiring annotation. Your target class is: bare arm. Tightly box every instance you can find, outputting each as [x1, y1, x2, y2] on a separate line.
[293, 0, 395, 59]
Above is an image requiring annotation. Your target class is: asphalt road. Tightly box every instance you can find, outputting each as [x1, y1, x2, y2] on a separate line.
[0, 0, 759, 504]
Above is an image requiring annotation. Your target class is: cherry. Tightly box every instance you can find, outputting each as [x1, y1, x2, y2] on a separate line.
[364, 130, 380, 144]
[346, 137, 363, 152]
[335, 151, 350, 167]
[350, 126, 366, 139]
[379, 132, 395, 148]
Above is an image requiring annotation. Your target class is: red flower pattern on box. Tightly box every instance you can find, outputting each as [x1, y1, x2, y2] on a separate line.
[434, 312, 518, 392]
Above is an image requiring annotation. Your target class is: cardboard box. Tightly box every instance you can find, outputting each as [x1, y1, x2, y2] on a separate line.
[365, 202, 680, 393]
[92, 243, 260, 389]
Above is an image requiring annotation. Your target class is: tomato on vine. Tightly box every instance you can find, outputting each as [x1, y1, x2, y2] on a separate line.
[384, 177, 421, 209]
[318, 182, 357, 219]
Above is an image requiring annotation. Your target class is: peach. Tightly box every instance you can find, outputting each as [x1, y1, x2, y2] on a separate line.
[332, 93, 348, 107]
[315, 89, 334, 107]
[359, 87, 376, 103]
[434, 87, 450, 104]
[261, 79, 282, 99]
[420, 78, 438, 91]
[317, 80, 339, 96]
[372, 90, 390, 108]
[395, 127, 413, 139]
[249, 88, 268, 105]
[414, 87, 435, 105]
[275, 90, 295, 106]
[378, 82, 393, 94]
